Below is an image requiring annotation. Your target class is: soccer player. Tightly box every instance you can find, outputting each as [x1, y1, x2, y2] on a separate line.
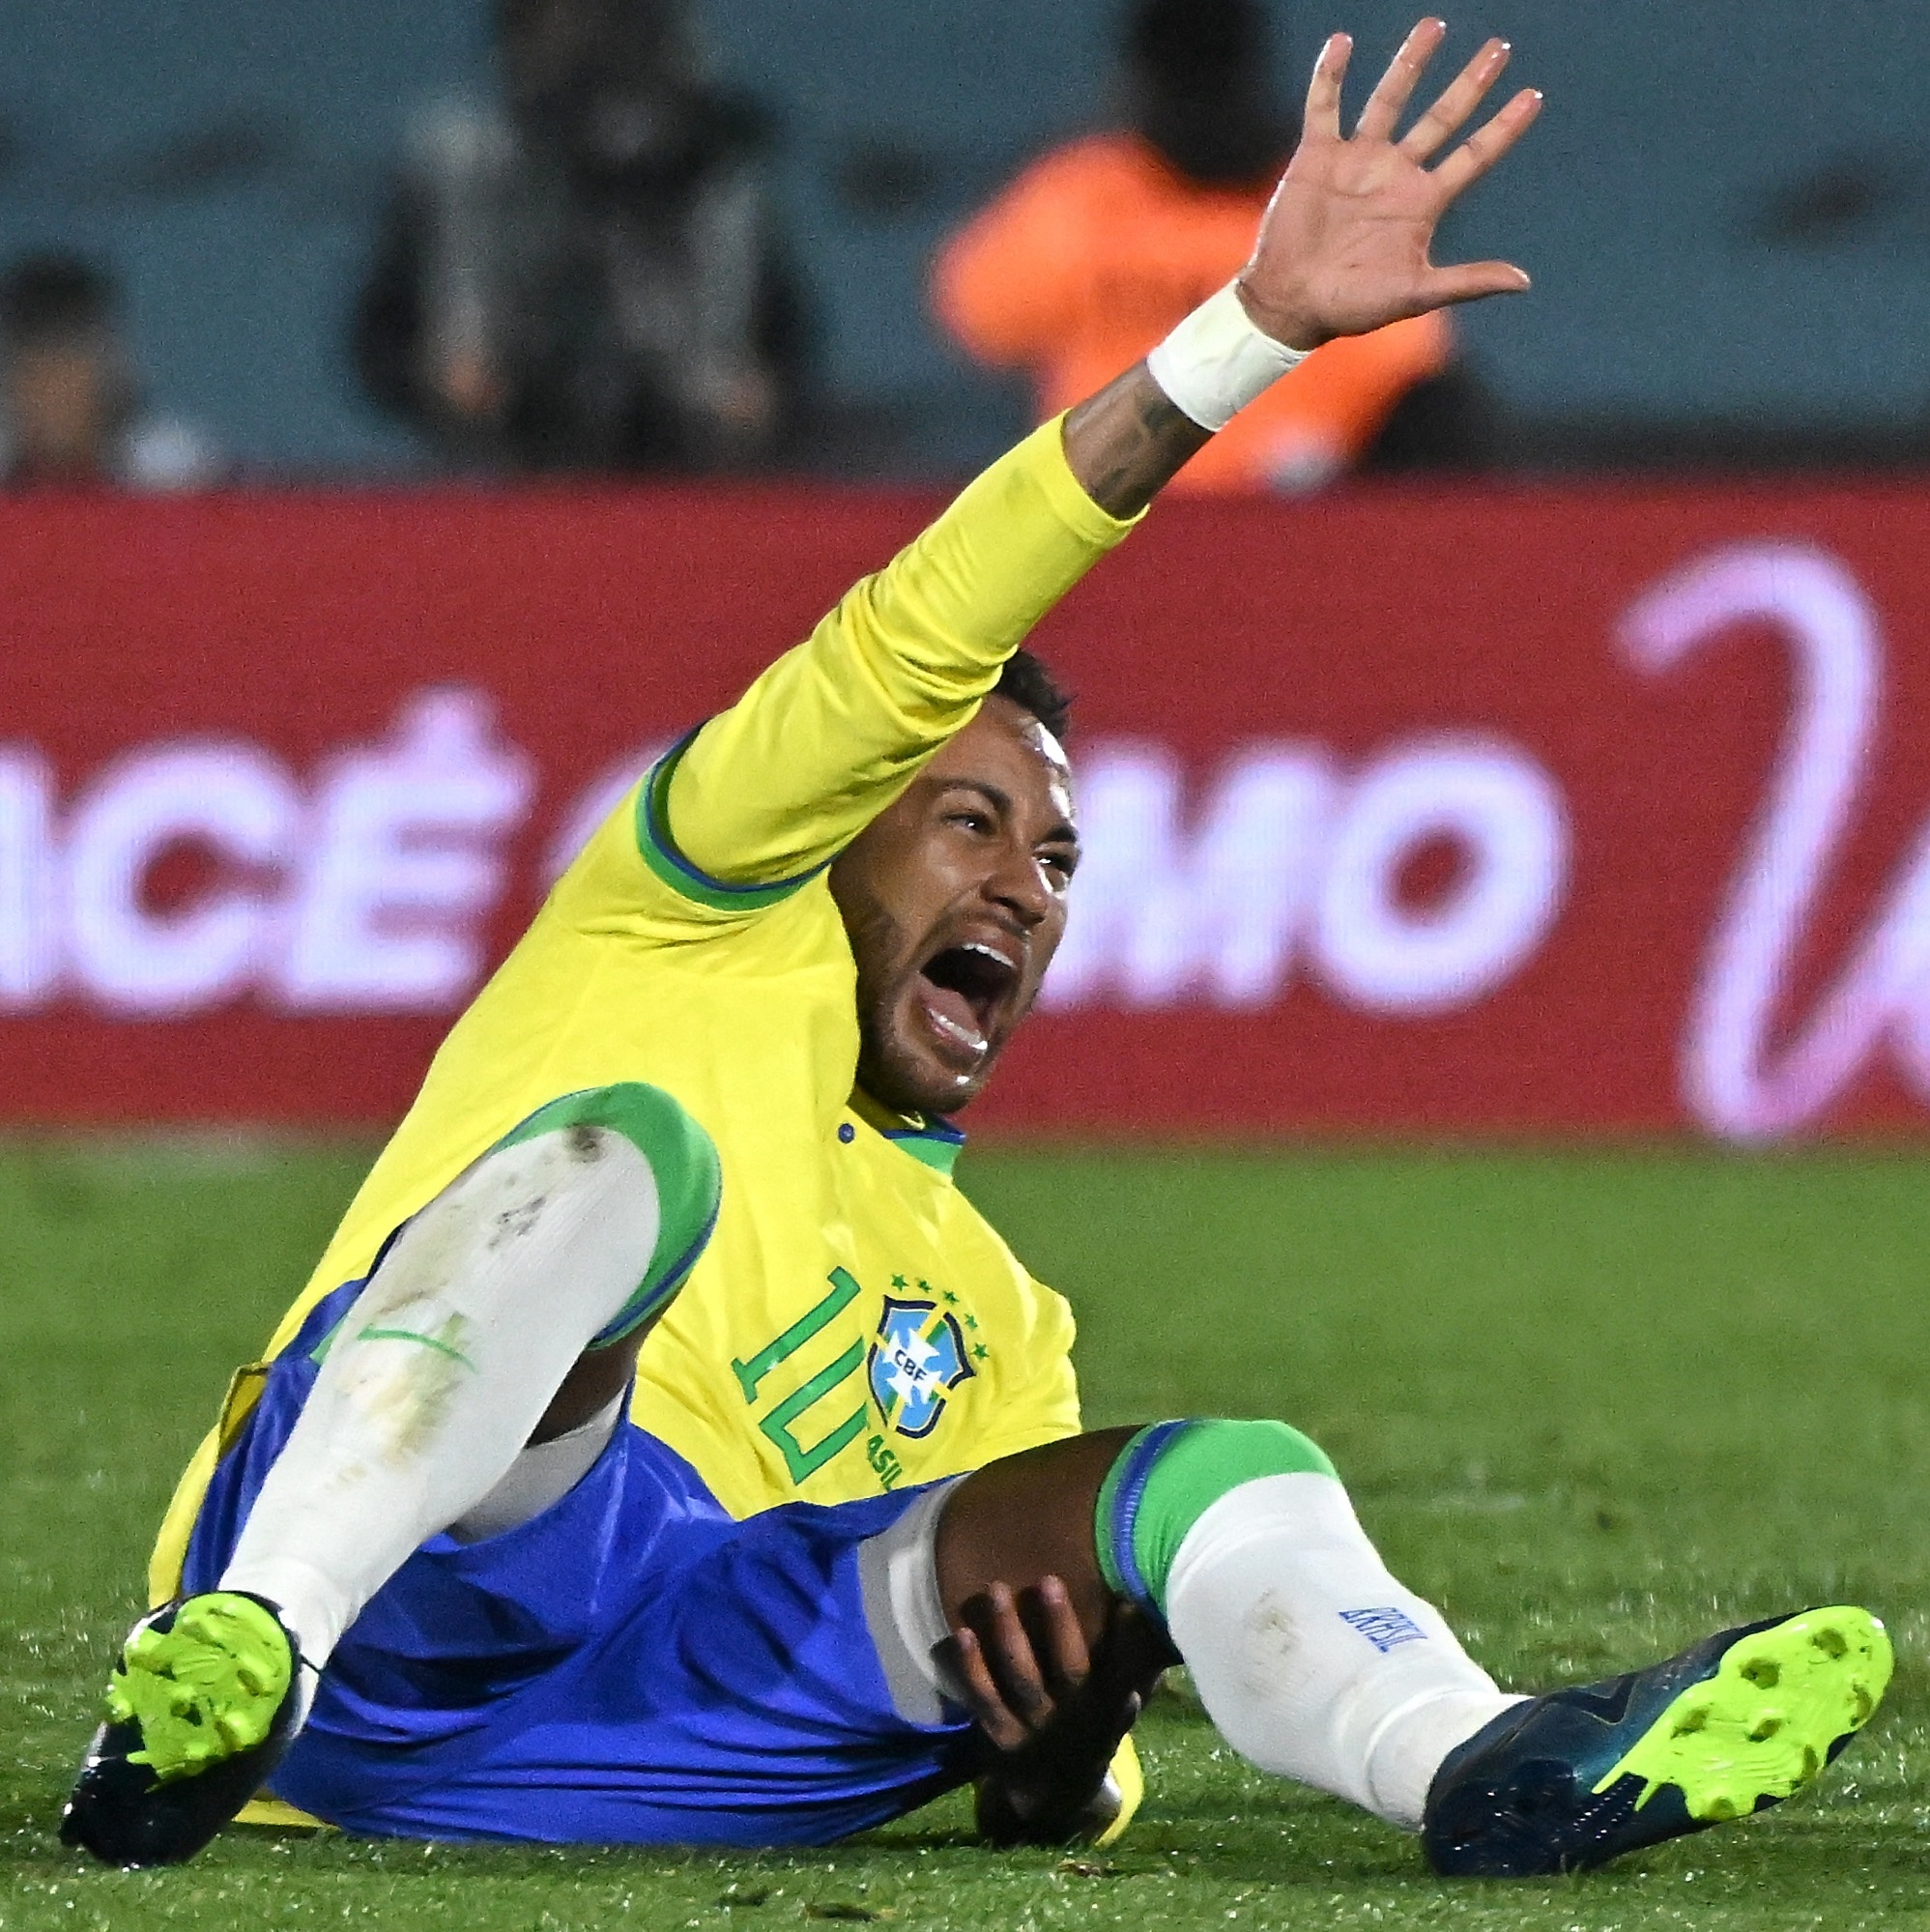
[68, 22, 1889, 1875]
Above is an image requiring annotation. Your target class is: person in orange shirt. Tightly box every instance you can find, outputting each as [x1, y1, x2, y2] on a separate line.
[933, 0, 1455, 493]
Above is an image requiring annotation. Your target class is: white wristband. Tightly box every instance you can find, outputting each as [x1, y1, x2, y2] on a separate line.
[1145, 281, 1309, 432]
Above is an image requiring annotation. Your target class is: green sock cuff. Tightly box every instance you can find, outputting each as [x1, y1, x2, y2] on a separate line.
[1093, 1432, 1151, 1601]
[496, 1082, 722, 1345]
[1095, 1418, 1339, 1619]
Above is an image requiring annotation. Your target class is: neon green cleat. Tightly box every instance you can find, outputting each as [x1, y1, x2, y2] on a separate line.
[1424, 1605, 1891, 1876]
[62, 1592, 302, 1866]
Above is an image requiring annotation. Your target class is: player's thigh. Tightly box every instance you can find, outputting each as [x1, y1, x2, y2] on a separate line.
[348, 1481, 982, 1847]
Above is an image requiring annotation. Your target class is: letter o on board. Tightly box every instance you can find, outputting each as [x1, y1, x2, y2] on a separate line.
[66, 744, 299, 1014]
[1311, 739, 1569, 1015]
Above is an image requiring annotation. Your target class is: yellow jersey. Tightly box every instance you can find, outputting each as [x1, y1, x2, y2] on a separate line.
[153, 418, 1137, 1595]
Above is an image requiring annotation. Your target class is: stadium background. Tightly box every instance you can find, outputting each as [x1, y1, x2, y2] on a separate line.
[5, 4, 1930, 1928]
[1, 0, 1926, 473]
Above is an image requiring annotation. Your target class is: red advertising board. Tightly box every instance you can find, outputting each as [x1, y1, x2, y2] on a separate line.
[4, 476, 1930, 1140]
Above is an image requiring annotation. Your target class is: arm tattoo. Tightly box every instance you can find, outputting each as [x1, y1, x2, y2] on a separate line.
[1062, 367, 1214, 519]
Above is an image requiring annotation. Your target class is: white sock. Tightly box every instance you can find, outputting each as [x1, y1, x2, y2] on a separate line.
[219, 1126, 660, 1668]
[1166, 1473, 1524, 1830]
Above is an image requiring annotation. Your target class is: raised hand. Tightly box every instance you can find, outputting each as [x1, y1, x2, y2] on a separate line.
[1237, 19, 1541, 352]
[1061, 19, 1540, 516]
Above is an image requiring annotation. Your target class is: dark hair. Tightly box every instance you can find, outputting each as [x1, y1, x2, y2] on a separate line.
[497, 0, 702, 107]
[0, 253, 117, 350]
[1128, 0, 1265, 81]
[994, 648, 1074, 742]
[1124, 0, 1290, 187]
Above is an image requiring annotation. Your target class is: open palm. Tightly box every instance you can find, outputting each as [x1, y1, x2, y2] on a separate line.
[1238, 20, 1541, 352]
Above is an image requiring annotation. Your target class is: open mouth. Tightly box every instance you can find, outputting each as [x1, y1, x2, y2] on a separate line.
[915, 939, 1022, 1060]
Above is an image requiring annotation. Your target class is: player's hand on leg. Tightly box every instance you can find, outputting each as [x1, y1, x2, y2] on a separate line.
[949, 1575, 1157, 1847]
[1238, 18, 1541, 352]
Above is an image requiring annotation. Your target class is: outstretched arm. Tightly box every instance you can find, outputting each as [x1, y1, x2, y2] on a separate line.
[612, 20, 1537, 911]
[1064, 19, 1540, 516]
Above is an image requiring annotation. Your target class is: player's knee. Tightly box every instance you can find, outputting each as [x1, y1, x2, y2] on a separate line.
[1098, 1418, 1338, 1619]
[503, 1081, 712, 1181]
[504, 1081, 717, 1228]
[495, 1084, 723, 1349]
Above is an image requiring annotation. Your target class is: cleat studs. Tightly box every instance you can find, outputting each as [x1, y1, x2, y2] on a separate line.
[1748, 1712, 1785, 1742]
[1810, 1625, 1849, 1659]
[1852, 1685, 1875, 1724]
[1801, 1745, 1821, 1779]
[1672, 1703, 1711, 1736]
[236, 1665, 266, 1696]
[1703, 1794, 1741, 1821]
[214, 1714, 251, 1750]
[168, 1692, 195, 1718]
[1741, 1658, 1780, 1688]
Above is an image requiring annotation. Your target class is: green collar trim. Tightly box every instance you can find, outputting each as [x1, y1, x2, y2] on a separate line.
[850, 1090, 966, 1178]
[636, 728, 826, 913]
[881, 1121, 965, 1178]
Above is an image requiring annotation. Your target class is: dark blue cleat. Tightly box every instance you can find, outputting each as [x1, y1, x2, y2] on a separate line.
[1422, 1605, 1891, 1877]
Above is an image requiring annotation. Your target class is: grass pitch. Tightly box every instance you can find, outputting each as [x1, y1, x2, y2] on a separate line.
[4, 1139, 1929, 1928]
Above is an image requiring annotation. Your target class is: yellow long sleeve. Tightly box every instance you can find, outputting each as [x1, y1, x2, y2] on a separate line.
[660, 417, 1136, 889]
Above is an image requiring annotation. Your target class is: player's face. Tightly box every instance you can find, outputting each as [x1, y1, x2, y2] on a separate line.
[829, 697, 1078, 1117]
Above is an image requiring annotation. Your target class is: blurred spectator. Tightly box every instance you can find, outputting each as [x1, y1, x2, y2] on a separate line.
[0, 254, 219, 491]
[933, 0, 1485, 492]
[355, 0, 808, 475]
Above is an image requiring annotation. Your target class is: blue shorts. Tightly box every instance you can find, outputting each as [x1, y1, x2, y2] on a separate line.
[181, 1281, 975, 1845]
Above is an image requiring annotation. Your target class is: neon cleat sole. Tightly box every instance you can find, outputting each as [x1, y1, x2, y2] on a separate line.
[61, 1592, 302, 1867]
[1422, 1604, 1891, 1877]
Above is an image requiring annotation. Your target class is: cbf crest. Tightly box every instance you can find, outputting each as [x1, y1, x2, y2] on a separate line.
[869, 1295, 975, 1438]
